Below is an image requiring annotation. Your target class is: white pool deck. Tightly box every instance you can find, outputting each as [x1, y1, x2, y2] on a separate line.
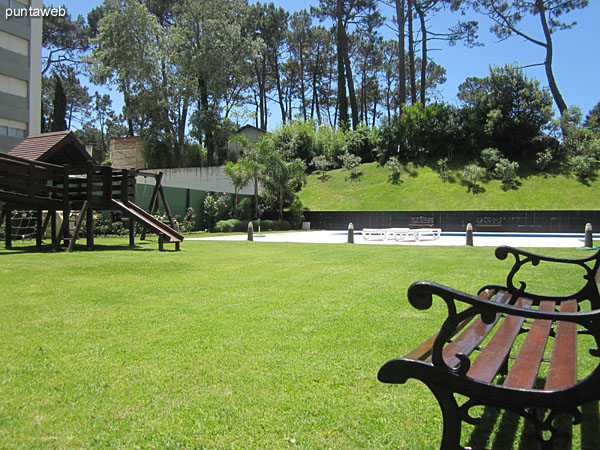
[188, 230, 597, 248]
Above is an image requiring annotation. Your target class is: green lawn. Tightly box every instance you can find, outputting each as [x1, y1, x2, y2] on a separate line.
[0, 237, 598, 449]
[298, 162, 600, 211]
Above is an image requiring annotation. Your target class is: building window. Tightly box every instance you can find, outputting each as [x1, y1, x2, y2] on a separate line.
[0, 74, 28, 97]
[8, 127, 26, 138]
[0, 30, 29, 56]
[0, 126, 8, 136]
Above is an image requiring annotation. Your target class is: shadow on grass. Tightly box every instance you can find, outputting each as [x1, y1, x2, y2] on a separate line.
[347, 171, 363, 181]
[465, 401, 599, 450]
[460, 179, 486, 194]
[0, 241, 158, 255]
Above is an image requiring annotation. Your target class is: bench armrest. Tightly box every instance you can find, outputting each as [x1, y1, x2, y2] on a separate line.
[493, 245, 600, 308]
[408, 280, 600, 375]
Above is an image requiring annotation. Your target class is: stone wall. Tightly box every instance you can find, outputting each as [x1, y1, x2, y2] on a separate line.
[110, 137, 145, 169]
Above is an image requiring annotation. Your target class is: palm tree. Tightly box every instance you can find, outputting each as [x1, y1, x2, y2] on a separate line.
[224, 161, 250, 219]
[264, 152, 306, 221]
[232, 135, 270, 220]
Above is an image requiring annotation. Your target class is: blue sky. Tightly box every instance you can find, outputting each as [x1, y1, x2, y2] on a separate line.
[60, 0, 599, 128]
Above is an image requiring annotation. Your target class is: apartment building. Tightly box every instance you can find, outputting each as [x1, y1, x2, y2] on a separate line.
[0, 0, 42, 153]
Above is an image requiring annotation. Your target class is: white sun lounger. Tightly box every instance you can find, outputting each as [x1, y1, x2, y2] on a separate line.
[362, 228, 410, 240]
[362, 227, 442, 242]
[362, 228, 392, 240]
[394, 228, 442, 241]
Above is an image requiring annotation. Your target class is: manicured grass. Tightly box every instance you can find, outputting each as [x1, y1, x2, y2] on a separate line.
[0, 237, 597, 448]
[298, 162, 600, 211]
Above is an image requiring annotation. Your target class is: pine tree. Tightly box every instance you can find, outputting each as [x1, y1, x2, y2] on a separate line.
[50, 74, 67, 131]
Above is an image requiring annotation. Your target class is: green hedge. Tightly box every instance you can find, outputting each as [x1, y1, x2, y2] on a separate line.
[215, 219, 291, 233]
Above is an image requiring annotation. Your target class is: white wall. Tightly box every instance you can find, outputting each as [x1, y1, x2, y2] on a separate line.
[137, 167, 255, 195]
[28, 0, 42, 135]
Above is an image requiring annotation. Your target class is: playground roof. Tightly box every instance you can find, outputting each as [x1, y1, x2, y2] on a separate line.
[9, 131, 93, 173]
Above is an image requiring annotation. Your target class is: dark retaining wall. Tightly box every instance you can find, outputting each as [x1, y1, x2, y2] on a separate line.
[303, 210, 600, 234]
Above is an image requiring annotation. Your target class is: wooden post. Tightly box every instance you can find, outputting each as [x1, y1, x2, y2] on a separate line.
[158, 185, 176, 229]
[140, 172, 162, 241]
[129, 215, 135, 248]
[60, 165, 71, 250]
[102, 165, 112, 206]
[27, 160, 34, 198]
[86, 163, 94, 250]
[122, 169, 129, 204]
[67, 201, 88, 253]
[5, 207, 12, 249]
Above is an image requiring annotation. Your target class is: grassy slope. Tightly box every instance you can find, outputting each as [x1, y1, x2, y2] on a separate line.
[298, 162, 600, 211]
[0, 237, 597, 449]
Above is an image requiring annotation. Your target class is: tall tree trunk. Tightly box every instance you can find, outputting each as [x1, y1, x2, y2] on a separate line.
[273, 53, 287, 124]
[407, 0, 417, 105]
[176, 99, 188, 167]
[336, 0, 349, 129]
[537, 0, 567, 115]
[233, 189, 238, 219]
[299, 43, 307, 122]
[394, 0, 406, 114]
[253, 178, 259, 220]
[416, 3, 427, 106]
[343, 51, 359, 129]
[279, 186, 283, 221]
[257, 59, 267, 130]
[121, 83, 134, 137]
[199, 77, 215, 165]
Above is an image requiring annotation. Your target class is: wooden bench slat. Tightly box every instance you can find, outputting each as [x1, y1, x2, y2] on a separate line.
[403, 289, 497, 361]
[503, 301, 556, 389]
[466, 298, 532, 383]
[440, 291, 512, 368]
[545, 300, 578, 391]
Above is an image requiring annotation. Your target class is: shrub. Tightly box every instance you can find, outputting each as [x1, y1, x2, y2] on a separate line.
[495, 158, 519, 187]
[339, 152, 361, 172]
[213, 219, 291, 232]
[179, 207, 196, 233]
[255, 220, 290, 231]
[204, 193, 230, 231]
[385, 156, 402, 184]
[535, 149, 553, 172]
[238, 197, 252, 221]
[458, 64, 554, 158]
[480, 148, 502, 170]
[312, 155, 332, 178]
[462, 164, 485, 193]
[271, 120, 317, 167]
[343, 125, 376, 163]
[288, 198, 305, 229]
[437, 157, 449, 182]
[570, 155, 598, 182]
[215, 219, 249, 233]
[315, 124, 346, 168]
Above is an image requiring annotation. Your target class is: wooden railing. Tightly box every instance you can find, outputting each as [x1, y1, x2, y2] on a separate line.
[60, 163, 137, 208]
[0, 152, 66, 205]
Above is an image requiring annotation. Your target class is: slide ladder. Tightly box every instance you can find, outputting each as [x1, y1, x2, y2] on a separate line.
[111, 199, 184, 244]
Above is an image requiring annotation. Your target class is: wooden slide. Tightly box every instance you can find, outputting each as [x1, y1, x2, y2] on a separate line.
[111, 199, 184, 243]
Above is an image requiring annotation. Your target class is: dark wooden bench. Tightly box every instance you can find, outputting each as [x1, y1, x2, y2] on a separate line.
[378, 246, 600, 449]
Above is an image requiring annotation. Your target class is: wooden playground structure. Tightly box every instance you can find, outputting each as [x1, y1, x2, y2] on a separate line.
[0, 131, 183, 252]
